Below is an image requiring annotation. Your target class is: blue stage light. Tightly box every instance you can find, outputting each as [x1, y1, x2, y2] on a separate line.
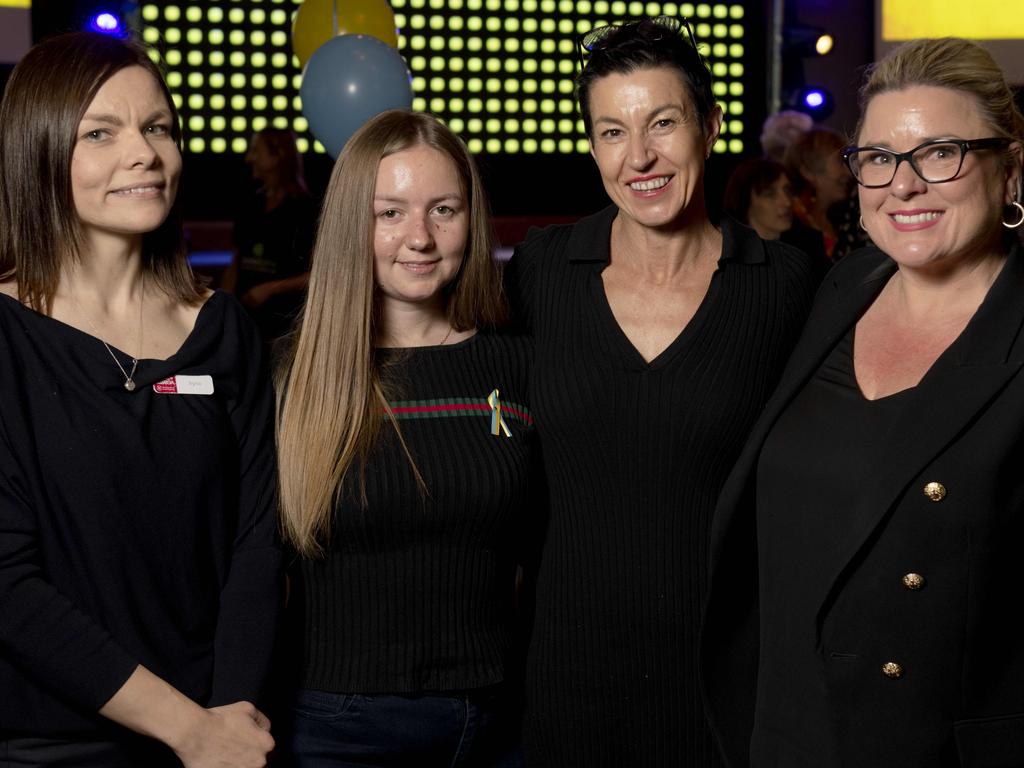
[89, 11, 124, 36]
[786, 86, 833, 120]
[804, 90, 825, 109]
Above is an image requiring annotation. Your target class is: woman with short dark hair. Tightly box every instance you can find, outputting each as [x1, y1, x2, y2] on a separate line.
[723, 158, 794, 240]
[724, 157, 829, 270]
[505, 16, 818, 767]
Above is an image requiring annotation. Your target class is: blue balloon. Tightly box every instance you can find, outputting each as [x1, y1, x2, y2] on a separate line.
[300, 34, 414, 158]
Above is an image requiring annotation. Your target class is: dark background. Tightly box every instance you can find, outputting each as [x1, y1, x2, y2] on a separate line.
[27, 0, 875, 222]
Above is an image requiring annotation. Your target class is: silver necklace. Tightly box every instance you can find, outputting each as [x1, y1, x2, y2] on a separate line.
[100, 337, 140, 391]
[73, 279, 145, 392]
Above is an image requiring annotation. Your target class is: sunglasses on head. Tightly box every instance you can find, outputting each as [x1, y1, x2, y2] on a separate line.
[576, 16, 700, 69]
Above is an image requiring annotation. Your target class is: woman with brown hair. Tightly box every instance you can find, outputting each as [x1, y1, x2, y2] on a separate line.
[0, 32, 279, 767]
[276, 109, 534, 766]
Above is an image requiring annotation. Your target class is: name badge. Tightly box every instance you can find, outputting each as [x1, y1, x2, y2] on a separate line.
[153, 375, 215, 395]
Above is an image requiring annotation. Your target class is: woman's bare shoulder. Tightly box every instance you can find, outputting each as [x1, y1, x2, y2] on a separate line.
[0, 281, 18, 299]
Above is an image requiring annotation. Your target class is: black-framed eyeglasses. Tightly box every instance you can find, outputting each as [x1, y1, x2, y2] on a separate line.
[576, 15, 699, 70]
[842, 137, 1011, 188]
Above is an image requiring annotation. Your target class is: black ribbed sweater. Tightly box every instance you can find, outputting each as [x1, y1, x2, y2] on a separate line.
[505, 208, 817, 767]
[292, 332, 537, 694]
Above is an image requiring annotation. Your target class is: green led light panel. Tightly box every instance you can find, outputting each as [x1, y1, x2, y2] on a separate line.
[141, 1, 749, 155]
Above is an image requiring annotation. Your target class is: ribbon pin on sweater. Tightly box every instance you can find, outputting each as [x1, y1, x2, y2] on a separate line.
[487, 389, 511, 437]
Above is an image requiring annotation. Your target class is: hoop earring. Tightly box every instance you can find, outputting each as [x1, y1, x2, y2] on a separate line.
[1003, 201, 1024, 229]
[858, 216, 867, 231]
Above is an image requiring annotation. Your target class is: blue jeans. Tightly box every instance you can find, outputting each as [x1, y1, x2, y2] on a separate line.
[287, 687, 523, 768]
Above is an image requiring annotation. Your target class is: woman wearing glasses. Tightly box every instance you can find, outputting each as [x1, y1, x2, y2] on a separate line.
[504, 18, 818, 767]
[702, 38, 1024, 767]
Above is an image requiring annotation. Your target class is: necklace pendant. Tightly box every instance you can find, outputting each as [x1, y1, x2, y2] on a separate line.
[124, 380, 136, 392]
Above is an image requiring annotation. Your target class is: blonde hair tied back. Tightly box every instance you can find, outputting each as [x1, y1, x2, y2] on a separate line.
[857, 38, 1024, 176]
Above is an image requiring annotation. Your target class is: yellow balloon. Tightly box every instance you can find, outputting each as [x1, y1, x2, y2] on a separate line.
[292, 0, 400, 68]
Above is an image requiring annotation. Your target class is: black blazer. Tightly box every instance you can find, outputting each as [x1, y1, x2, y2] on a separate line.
[701, 243, 1024, 768]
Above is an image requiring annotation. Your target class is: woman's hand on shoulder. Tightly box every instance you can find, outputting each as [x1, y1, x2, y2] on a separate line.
[171, 700, 274, 768]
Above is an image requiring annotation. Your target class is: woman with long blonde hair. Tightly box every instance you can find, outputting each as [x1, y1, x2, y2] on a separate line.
[277, 109, 534, 766]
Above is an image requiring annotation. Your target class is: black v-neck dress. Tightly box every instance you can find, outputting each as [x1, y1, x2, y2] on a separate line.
[506, 207, 819, 767]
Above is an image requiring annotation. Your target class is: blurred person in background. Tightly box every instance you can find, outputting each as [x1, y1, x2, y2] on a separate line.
[225, 128, 318, 344]
[784, 127, 851, 258]
[724, 157, 795, 240]
[760, 109, 813, 164]
[724, 157, 829, 274]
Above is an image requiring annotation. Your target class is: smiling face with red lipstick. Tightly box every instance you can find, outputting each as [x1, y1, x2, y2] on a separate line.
[857, 85, 1020, 274]
[588, 66, 722, 232]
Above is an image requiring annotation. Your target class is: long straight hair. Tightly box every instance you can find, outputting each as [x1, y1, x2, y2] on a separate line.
[0, 31, 203, 313]
[276, 110, 505, 557]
